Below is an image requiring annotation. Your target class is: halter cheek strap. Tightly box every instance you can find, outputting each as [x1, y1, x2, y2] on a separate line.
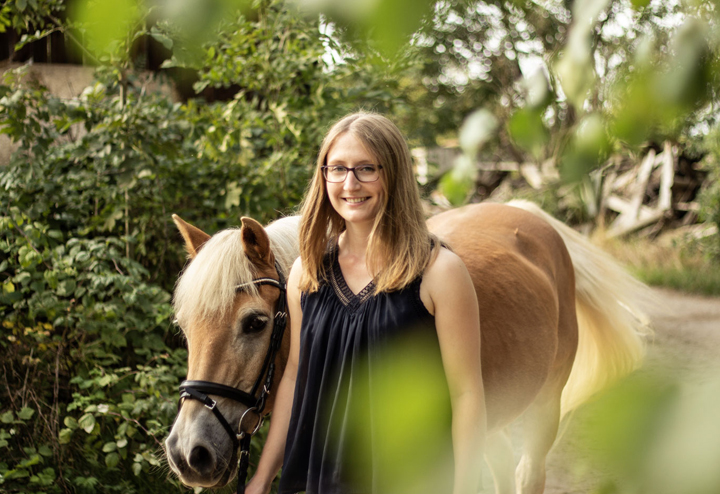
[176, 262, 288, 494]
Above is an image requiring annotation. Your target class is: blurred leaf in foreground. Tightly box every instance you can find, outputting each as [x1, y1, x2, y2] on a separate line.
[560, 113, 610, 183]
[70, 0, 140, 57]
[293, 0, 434, 55]
[334, 333, 453, 494]
[575, 369, 720, 494]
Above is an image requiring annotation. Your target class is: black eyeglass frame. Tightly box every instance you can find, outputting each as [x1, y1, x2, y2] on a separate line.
[321, 165, 384, 183]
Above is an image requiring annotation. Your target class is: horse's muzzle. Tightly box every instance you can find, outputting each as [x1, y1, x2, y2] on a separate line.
[165, 426, 237, 488]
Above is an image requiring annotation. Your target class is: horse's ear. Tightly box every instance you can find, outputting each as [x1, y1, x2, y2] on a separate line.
[172, 214, 211, 259]
[240, 217, 273, 266]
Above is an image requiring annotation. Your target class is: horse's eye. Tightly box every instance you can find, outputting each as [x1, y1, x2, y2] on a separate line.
[243, 315, 268, 334]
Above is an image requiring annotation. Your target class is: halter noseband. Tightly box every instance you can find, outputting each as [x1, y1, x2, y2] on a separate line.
[176, 262, 287, 494]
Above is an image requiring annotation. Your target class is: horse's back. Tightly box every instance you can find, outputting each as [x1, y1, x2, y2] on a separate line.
[427, 203, 578, 429]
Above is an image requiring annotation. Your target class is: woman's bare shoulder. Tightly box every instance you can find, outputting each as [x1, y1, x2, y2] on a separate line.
[286, 257, 303, 296]
[425, 247, 469, 282]
[420, 247, 473, 314]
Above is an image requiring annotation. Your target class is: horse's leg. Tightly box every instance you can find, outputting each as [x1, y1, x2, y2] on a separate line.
[514, 375, 566, 494]
[485, 428, 516, 494]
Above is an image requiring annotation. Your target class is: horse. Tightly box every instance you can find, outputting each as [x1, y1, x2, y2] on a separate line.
[164, 201, 651, 494]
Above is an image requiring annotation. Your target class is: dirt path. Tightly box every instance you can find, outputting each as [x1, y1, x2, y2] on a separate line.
[543, 288, 720, 494]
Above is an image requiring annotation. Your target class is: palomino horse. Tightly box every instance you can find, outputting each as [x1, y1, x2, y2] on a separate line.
[164, 201, 650, 494]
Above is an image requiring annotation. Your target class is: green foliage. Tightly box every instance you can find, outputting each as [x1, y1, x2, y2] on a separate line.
[573, 370, 720, 494]
[0, 0, 64, 33]
[0, 209, 182, 493]
[695, 128, 720, 262]
[631, 261, 720, 296]
[0, 1, 411, 492]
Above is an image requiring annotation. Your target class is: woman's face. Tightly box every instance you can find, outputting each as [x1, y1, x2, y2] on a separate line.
[324, 132, 385, 229]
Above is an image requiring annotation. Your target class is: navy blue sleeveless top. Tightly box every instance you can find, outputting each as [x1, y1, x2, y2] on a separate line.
[278, 246, 453, 494]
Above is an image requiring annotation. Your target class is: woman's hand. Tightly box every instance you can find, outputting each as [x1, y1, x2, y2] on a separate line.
[244, 475, 273, 494]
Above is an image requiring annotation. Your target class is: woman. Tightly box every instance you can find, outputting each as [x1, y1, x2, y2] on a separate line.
[246, 112, 485, 494]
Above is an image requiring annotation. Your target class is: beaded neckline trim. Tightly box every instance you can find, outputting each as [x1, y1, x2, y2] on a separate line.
[328, 245, 375, 311]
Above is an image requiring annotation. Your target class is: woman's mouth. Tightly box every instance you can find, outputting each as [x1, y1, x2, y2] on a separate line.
[344, 197, 368, 204]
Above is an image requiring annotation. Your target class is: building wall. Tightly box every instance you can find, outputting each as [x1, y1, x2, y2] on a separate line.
[1, 62, 177, 166]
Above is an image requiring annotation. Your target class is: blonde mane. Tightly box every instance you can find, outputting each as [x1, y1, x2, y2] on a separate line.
[173, 216, 300, 328]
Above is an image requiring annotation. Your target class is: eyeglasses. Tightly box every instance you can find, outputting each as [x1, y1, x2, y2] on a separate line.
[321, 165, 383, 183]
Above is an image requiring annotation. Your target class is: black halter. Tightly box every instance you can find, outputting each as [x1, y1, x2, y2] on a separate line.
[177, 262, 288, 494]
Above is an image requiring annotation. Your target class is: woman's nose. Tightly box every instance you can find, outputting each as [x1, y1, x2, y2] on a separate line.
[343, 171, 361, 189]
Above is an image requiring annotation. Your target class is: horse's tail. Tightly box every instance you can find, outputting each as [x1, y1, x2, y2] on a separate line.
[507, 200, 654, 415]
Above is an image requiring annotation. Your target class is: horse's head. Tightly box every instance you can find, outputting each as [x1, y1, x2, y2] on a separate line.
[165, 215, 294, 488]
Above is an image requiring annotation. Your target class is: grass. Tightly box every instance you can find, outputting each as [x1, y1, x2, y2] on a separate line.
[594, 229, 720, 297]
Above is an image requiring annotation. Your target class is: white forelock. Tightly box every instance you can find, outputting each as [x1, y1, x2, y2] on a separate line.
[173, 216, 300, 328]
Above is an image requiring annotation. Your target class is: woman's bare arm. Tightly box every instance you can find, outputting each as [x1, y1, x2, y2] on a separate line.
[422, 248, 486, 494]
[245, 257, 304, 494]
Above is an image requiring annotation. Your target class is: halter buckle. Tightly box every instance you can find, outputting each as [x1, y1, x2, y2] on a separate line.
[204, 399, 217, 411]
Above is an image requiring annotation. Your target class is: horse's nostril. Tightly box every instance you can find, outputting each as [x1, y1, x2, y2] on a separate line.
[188, 445, 215, 476]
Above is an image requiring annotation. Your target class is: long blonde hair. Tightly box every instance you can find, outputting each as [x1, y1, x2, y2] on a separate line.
[299, 111, 439, 293]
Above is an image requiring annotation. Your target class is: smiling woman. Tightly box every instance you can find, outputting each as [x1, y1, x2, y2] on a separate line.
[245, 112, 486, 494]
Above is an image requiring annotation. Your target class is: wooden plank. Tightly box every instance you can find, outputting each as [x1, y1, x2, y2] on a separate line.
[598, 170, 617, 229]
[605, 195, 632, 215]
[612, 168, 639, 192]
[628, 149, 657, 221]
[477, 161, 520, 172]
[675, 201, 700, 212]
[520, 163, 543, 189]
[658, 141, 675, 211]
[608, 207, 666, 237]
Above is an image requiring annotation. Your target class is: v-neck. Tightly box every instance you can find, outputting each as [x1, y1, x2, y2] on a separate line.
[328, 245, 375, 311]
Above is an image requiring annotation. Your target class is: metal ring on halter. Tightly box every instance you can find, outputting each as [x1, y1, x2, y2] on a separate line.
[236, 407, 264, 440]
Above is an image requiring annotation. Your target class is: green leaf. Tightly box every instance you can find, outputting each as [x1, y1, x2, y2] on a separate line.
[116, 170, 136, 189]
[1, 411, 13, 423]
[58, 428, 73, 444]
[225, 181, 242, 209]
[3, 468, 30, 480]
[17, 0, 27, 11]
[132, 461, 142, 475]
[459, 109, 497, 157]
[150, 32, 173, 50]
[439, 172, 473, 207]
[38, 445, 53, 457]
[71, 0, 139, 54]
[78, 413, 96, 434]
[57, 279, 77, 297]
[102, 441, 117, 453]
[508, 108, 549, 159]
[63, 416, 78, 430]
[105, 452, 119, 468]
[17, 407, 34, 421]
